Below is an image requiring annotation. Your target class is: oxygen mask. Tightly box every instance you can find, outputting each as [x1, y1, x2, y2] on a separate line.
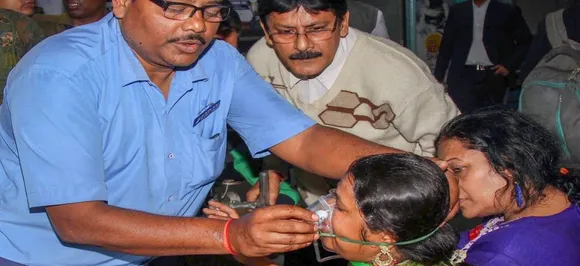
[307, 191, 336, 234]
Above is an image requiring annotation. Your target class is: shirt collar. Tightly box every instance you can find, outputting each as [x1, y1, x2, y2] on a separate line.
[108, 14, 208, 87]
[177, 41, 212, 83]
[473, 0, 491, 10]
[288, 29, 357, 89]
[174, 59, 209, 86]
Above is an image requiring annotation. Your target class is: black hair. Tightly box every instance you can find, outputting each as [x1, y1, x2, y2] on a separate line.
[350, 153, 457, 265]
[217, 0, 242, 36]
[435, 106, 580, 209]
[257, 0, 348, 27]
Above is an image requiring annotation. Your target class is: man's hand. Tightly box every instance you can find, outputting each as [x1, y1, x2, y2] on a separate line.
[203, 200, 240, 220]
[426, 156, 449, 171]
[229, 205, 318, 257]
[427, 157, 458, 222]
[246, 170, 283, 205]
[203, 202, 280, 265]
[444, 172, 460, 222]
[492, 65, 510, 76]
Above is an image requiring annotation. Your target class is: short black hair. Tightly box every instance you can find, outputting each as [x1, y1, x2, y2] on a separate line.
[217, 0, 242, 36]
[350, 153, 457, 265]
[435, 106, 580, 208]
[257, 0, 348, 26]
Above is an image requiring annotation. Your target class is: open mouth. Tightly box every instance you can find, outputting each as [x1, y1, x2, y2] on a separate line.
[66, 0, 81, 9]
[173, 41, 203, 54]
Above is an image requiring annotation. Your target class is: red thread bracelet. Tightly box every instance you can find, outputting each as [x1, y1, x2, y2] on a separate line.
[223, 219, 238, 256]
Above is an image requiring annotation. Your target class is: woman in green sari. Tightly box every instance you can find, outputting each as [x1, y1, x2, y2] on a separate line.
[204, 153, 460, 266]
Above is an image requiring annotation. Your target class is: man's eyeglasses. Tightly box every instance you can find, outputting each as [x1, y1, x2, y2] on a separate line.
[268, 19, 339, 44]
[150, 0, 231, 22]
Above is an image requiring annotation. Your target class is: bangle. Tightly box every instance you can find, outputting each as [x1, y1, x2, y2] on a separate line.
[223, 219, 238, 255]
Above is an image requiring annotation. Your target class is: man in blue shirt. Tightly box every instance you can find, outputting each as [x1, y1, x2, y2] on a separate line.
[0, 0, 406, 265]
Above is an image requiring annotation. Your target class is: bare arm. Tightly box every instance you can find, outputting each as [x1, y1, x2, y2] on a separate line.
[47, 201, 317, 257]
[46, 201, 228, 256]
[270, 125, 403, 179]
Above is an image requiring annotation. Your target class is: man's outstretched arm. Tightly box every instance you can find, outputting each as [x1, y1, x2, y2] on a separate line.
[271, 125, 403, 179]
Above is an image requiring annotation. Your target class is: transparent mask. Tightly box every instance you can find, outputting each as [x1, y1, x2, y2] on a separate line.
[306, 191, 341, 262]
[307, 192, 442, 263]
[307, 191, 336, 234]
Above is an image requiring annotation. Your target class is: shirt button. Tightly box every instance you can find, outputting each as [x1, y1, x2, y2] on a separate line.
[168, 153, 175, 159]
[168, 195, 174, 202]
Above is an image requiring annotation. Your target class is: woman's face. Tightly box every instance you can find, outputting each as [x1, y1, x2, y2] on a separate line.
[321, 174, 384, 262]
[438, 138, 511, 219]
[0, 0, 35, 15]
[322, 169, 460, 262]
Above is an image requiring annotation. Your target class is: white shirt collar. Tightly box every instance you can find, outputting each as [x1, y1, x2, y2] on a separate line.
[288, 29, 357, 103]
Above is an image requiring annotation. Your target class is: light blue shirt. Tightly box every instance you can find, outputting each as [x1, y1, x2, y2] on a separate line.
[0, 14, 315, 266]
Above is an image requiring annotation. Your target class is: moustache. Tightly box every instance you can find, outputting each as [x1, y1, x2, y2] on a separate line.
[168, 34, 207, 45]
[289, 50, 323, 60]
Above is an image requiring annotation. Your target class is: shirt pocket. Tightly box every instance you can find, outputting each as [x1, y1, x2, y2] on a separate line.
[187, 127, 227, 190]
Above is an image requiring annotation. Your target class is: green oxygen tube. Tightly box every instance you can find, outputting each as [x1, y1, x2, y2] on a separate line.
[349, 262, 371, 266]
[229, 148, 301, 205]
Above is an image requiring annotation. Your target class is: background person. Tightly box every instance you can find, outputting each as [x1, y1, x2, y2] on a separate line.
[247, 0, 458, 205]
[434, 0, 532, 113]
[0, 0, 45, 101]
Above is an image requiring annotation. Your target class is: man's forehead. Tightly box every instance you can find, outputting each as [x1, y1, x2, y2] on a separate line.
[269, 7, 335, 27]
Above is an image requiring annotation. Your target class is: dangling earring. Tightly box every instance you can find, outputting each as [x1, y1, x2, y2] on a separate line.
[514, 182, 524, 208]
[372, 246, 395, 266]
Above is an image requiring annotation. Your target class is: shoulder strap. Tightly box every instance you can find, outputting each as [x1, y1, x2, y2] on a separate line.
[546, 9, 568, 48]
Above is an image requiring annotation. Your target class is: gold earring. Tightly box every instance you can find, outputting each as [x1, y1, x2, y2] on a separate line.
[372, 246, 395, 266]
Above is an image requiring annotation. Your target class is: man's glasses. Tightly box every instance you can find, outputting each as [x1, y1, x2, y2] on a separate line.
[150, 0, 231, 22]
[268, 19, 339, 44]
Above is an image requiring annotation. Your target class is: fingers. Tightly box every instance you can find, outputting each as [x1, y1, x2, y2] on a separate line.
[243, 242, 313, 258]
[445, 201, 461, 222]
[207, 214, 233, 221]
[259, 205, 318, 222]
[261, 242, 314, 254]
[246, 184, 260, 203]
[258, 231, 318, 246]
[246, 170, 282, 205]
[203, 208, 233, 220]
[266, 219, 318, 234]
[268, 171, 281, 205]
[491, 65, 508, 76]
[228, 206, 319, 258]
[208, 200, 240, 219]
[202, 207, 224, 216]
[427, 156, 448, 171]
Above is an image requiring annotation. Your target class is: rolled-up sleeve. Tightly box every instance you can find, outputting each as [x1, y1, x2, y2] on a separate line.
[226, 54, 316, 158]
[7, 67, 106, 208]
